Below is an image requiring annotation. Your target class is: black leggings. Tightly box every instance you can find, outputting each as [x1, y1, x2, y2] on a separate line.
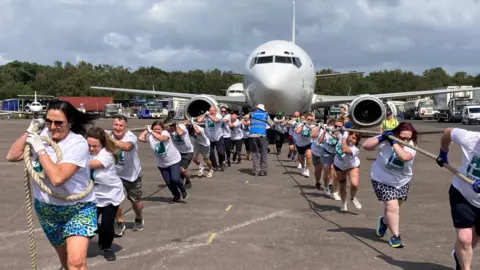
[209, 137, 226, 168]
[96, 204, 119, 249]
[231, 139, 243, 153]
[243, 138, 250, 152]
[224, 137, 232, 161]
[275, 131, 285, 152]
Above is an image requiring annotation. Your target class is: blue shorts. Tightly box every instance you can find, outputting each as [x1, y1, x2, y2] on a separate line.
[34, 199, 97, 246]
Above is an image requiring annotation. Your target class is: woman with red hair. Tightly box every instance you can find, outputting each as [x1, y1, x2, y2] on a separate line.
[362, 122, 418, 249]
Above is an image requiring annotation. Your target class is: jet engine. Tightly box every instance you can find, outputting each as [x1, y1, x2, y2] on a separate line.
[184, 95, 219, 119]
[384, 101, 398, 118]
[348, 95, 386, 128]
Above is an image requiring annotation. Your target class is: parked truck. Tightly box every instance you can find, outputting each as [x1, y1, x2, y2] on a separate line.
[433, 85, 479, 122]
[403, 98, 434, 119]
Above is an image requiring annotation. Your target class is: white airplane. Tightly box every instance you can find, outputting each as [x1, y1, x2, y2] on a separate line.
[91, 1, 480, 128]
[21, 91, 47, 113]
[0, 91, 48, 116]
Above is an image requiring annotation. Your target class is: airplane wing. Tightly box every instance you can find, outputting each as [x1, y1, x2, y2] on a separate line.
[316, 71, 364, 78]
[311, 86, 480, 109]
[90, 86, 247, 106]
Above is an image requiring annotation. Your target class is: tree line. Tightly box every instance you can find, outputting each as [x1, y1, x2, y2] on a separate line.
[1, 60, 479, 100]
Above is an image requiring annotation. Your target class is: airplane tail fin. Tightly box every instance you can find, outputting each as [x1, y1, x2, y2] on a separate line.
[34, 91, 37, 102]
[292, 1, 296, 43]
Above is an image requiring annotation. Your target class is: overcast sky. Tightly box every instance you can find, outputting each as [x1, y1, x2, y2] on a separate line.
[1, 0, 480, 75]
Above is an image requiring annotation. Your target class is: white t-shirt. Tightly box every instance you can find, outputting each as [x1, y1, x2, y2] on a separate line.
[170, 124, 194, 154]
[295, 123, 314, 147]
[90, 148, 125, 207]
[221, 114, 232, 138]
[274, 117, 286, 133]
[311, 128, 338, 157]
[241, 122, 249, 138]
[31, 129, 96, 206]
[333, 132, 360, 170]
[450, 128, 480, 208]
[231, 120, 243, 140]
[147, 131, 181, 168]
[370, 141, 417, 189]
[191, 125, 210, 147]
[115, 131, 141, 182]
[204, 113, 223, 142]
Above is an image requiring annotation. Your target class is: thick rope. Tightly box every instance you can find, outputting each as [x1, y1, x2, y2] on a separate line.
[22, 126, 94, 270]
[346, 128, 473, 185]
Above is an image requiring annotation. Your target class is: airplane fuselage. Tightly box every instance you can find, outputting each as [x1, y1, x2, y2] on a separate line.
[243, 40, 316, 115]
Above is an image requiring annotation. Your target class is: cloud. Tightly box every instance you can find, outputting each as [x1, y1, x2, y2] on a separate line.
[1, 0, 480, 74]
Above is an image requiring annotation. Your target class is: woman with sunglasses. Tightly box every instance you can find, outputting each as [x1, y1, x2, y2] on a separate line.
[138, 121, 188, 204]
[333, 128, 362, 212]
[7, 100, 99, 269]
[294, 113, 316, 178]
[86, 127, 125, 261]
[362, 122, 418, 248]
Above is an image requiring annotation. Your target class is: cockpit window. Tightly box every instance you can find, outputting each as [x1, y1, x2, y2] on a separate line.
[293, 57, 302, 68]
[249, 57, 257, 68]
[275, 56, 292, 63]
[256, 56, 273, 64]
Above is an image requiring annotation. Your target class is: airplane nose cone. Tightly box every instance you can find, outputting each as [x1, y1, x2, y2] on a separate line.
[256, 66, 291, 91]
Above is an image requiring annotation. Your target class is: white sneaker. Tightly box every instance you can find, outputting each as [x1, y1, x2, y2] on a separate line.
[331, 192, 341, 201]
[197, 167, 204, 176]
[351, 197, 362, 209]
[304, 169, 310, 178]
[341, 201, 348, 212]
[206, 169, 214, 178]
[297, 163, 302, 169]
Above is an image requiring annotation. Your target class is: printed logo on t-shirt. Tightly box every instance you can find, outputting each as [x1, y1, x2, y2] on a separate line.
[173, 134, 185, 145]
[117, 150, 125, 166]
[154, 142, 167, 158]
[385, 149, 405, 171]
[32, 158, 43, 173]
[302, 127, 310, 137]
[207, 119, 215, 129]
[466, 155, 480, 180]
[335, 141, 344, 157]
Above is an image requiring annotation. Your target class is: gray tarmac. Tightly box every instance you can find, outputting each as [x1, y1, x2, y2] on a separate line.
[0, 118, 479, 270]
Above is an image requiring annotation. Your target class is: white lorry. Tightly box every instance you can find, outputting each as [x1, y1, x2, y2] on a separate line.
[403, 98, 434, 119]
[433, 85, 479, 122]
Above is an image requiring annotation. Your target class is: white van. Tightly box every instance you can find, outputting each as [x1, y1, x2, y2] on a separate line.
[462, 105, 480, 125]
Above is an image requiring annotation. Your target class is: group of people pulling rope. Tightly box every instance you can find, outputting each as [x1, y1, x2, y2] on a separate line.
[5, 99, 480, 270]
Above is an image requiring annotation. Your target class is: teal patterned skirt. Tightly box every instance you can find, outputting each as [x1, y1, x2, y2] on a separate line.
[34, 199, 97, 246]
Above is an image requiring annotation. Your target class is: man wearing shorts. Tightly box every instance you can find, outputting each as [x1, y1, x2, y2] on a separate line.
[109, 115, 144, 236]
[168, 120, 194, 189]
[187, 119, 214, 178]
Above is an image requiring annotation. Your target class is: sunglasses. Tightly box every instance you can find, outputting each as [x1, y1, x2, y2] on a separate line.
[221, 111, 227, 113]
[45, 118, 64, 126]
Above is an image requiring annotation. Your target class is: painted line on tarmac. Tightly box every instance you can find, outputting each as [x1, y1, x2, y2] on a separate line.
[87, 210, 286, 267]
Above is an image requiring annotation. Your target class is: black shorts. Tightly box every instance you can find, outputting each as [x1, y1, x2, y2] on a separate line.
[449, 185, 480, 235]
[334, 164, 360, 172]
[180, 152, 193, 169]
[296, 143, 311, 155]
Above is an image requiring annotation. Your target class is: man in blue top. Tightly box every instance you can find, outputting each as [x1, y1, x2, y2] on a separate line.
[248, 104, 274, 176]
